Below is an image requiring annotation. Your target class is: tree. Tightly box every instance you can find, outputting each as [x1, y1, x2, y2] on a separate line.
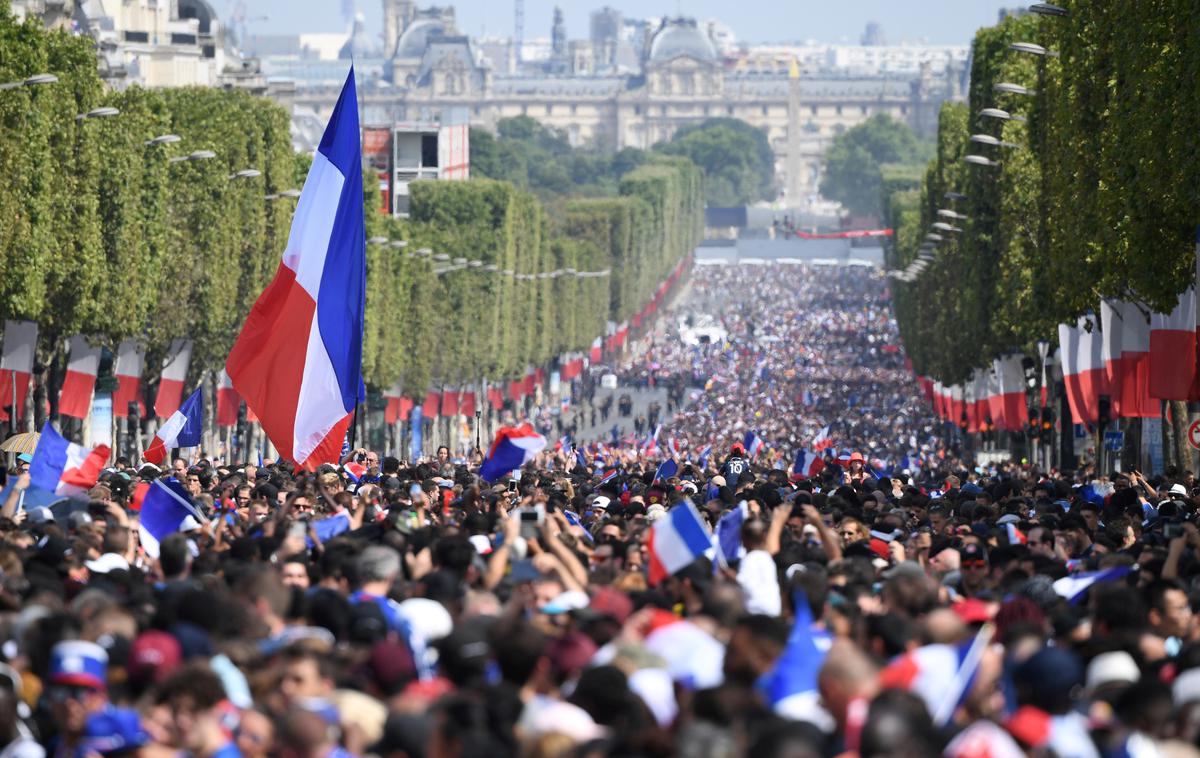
[655, 118, 774, 206]
[823, 114, 933, 217]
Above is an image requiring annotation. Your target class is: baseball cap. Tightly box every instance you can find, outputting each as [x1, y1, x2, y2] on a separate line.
[77, 708, 148, 757]
[27, 507, 54, 525]
[128, 631, 182, 684]
[952, 598, 992, 625]
[50, 640, 108, 691]
[590, 495, 611, 511]
[584, 587, 632, 623]
[1170, 483, 1188, 496]
[1085, 651, 1140, 695]
[960, 542, 989, 564]
[539, 590, 590, 615]
[16, 453, 32, 464]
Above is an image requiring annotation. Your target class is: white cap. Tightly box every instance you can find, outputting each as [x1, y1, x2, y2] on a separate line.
[525, 700, 607, 742]
[1170, 483, 1188, 496]
[629, 668, 677, 726]
[1085, 651, 1140, 693]
[539, 590, 590, 615]
[591, 496, 611, 511]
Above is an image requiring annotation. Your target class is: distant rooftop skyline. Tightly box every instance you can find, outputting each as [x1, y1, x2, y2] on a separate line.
[234, 0, 1015, 46]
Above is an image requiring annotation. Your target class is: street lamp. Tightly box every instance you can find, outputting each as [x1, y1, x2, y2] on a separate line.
[944, 191, 968, 202]
[144, 134, 181, 146]
[1029, 3, 1067, 16]
[979, 108, 1027, 123]
[1011, 42, 1059, 57]
[932, 221, 962, 233]
[229, 169, 262, 180]
[452, 257, 468, 266]
[168, 149, 217, 164]
[964, 154, 1000, 167]
[925, 233, 944, 242]
[994, 82, 1036, 96]
[414, 247, 432, 257]
[367, 236, 389, 245]
[485, 264, 499, 272]
[77, 106, 120, 120]
[432, 253, 450, 262]
[389, 240, 408, 249]
[468, 260, 483, 268]
[0, 73, 58, 90]
[937, 209, 968, 220]
[970, 134, 1022, 149]
[501, 269, 515, 277]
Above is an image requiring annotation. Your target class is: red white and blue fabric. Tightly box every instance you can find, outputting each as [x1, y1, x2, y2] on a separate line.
[1101, 299, 1156, 418]
[1052, 564, 1133, 604]
[879, 632, 991, 726]
[153, 339, 192, 418]
[993, 355, 1028, 432]
[1149, 287, 1197, 401]
[642, 613, 725, 690]
[29, 422, 110, 498]
[1005, 523, 1026, 546]
[144, 387, 203, 465]
[1006, 706, 1100, 758]
[791, 449, 825, 480]
[226, 69, 366, 470]
[0, 320, 37, 422]
[811, 425, 832, 452]
[479, 423, 547, 482]
[49, 641, 108, 690]
[742, 430, 765, 457]
[113, 340, 146, 419]
[138, 478, 206, 558]
[647, 499, 711, 585]
[216, 369, 240, 427]
[59, 335, 102, 420]
[1058, 316, 1105, 424]
[758, 590, 833, 729]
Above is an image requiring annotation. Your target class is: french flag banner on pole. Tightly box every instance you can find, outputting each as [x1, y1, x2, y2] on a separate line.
[154, 339, 192, 418]
[647, 499, 712, 585]
[138, 478, 206, 558]
[1058, 317, 1105, 425]
[226, 68, 366, 470]
[216, 370, 240, 427]
[144, 387, 203, 465]
[743, 429, 765, 457]
[28, 422, 110, 498]
[791, 449, 825, 480]
[112, 340, 146, 419]
[0, 320, 37, 422]
[1149, 288, 1197, 401]
[58, 336, 102, 420]
[479, 423, 547, 482]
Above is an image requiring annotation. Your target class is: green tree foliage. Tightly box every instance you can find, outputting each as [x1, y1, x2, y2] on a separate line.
[823, 114, 934, 218]
[0, 7, 704, 417]
[654, 118, 774, 207]
[887, 3, 1200, 385]
[470, 116, 644, 201]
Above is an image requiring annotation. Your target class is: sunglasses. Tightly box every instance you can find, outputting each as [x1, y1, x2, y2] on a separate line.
[963, 560, 988, 569]
[48, 685, 98, 702]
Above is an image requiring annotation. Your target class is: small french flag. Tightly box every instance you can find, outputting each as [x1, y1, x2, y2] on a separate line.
[791, 449, 825, 480]
[743, 430, 765, 457]
[647, 500, 712, 585]
[479, 423, 547, 482]
[29, 423, 110, 498]
[144, 387, 203, 465]
[1005, 522, 1026, 546]
[812, 425, 833, 452]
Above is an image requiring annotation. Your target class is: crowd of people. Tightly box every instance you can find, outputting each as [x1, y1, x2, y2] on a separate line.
[614, 264, 940, 472]
[1, 262, 1200, 758]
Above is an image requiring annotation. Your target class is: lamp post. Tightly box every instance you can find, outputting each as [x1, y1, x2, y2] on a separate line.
[76, 107, 120, 120]
[0, 73, 58, 90]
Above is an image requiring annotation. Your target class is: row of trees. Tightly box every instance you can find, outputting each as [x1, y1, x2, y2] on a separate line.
[0, 7, 705, 427]
[365, 155, 704, 397]
[887, 4, 1200, 386]
[0, 8, 298, 420]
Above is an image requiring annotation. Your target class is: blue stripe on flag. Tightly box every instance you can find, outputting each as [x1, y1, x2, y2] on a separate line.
[672, 501, 713, 556]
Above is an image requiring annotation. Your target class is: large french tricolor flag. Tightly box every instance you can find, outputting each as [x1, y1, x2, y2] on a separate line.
[29, 422, 110, 498]
[479, 423, 547, 482]
[144, 387, 203, 465]
[58, 336, 102, 419]
[1102, 299, 1155, 418]
[0, 320, 37, 423]
[647, 500, 711, 585]
[138, 478, 206, 558]
[112, 340, 145, 419]
[226, 69, 366, 470]
[216, 370, 240, 427]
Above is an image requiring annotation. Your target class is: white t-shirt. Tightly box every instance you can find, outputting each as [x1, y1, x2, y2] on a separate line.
[737, 549, 781, 616]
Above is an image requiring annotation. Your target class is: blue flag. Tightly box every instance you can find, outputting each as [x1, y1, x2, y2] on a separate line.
[758, 589, 827, 719]
[138, 479, 206, 558]
[654, 458, 678, 482]
[715, 502, 747, 564]
[563, 509, 593, 543]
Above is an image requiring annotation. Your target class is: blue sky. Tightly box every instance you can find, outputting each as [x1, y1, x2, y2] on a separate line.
[234, 0, 1015, 45]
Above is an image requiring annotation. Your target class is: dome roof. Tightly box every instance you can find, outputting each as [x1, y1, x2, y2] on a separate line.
[339, 14, 382, 60]
[648, 19, 717, 63]
[394, 18, 447, 59]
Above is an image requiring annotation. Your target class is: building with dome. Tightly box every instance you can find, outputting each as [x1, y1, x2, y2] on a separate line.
[283, 7, 965, 207]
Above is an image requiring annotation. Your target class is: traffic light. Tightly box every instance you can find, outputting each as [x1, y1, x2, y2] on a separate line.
[1040, 407, 1054, 443]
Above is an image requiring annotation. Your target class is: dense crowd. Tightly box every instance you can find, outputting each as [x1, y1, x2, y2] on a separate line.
[615, 264, 942, 471]
[2, 263, 1200, 758]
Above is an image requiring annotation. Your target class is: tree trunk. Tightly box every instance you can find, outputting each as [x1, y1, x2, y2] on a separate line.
[1171, 400, 1191, 475]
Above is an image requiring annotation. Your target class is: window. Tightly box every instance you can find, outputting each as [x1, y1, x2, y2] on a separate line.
[421, 135, 439, 168]
[861, 105, 868, 115]
[836, 105, 843, 115]
[123, 30, 149, 43]
[762, 105, 769, 116]
[727, 106, 734, 115]
[811, 105, 818, 115]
